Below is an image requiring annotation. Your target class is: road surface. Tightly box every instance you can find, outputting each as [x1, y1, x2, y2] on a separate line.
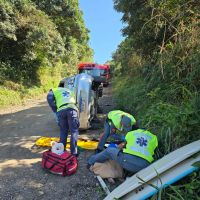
[0, 84, 116, 200]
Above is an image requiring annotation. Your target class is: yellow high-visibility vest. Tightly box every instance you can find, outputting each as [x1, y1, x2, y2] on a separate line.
[108, 110, 136, 131]
[123, 129, 158, 163]
[52, 87, 77, 112]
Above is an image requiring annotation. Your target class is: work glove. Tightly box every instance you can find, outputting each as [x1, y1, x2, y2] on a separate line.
[108, 143, 117, 148]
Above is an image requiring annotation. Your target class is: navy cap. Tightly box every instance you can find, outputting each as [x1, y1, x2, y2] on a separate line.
[121, 116, 132, 132]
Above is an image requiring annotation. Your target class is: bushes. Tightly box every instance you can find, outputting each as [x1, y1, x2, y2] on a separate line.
[113, 75, 200, 156]
[112, 1, 200, 197]
[0, 0, 65, 84]
[0, 0, 93, 107]
[112, 74, 200, 198]
[0, 86, 22, 106]
[112, 0, 200, 151]
[0, 0, 93, 84]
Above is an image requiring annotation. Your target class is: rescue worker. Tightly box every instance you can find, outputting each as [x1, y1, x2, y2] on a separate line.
[88, 129, 158, 174]
[96, 110, 137, 153]
[47, 87, 80, 156]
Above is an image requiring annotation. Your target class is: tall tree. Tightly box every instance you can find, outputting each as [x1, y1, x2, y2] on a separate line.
[32, 0, 93, 63]
[0, 0, 65, 84]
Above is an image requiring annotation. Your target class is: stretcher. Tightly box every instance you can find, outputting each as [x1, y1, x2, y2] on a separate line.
[35, 136, 98, 150]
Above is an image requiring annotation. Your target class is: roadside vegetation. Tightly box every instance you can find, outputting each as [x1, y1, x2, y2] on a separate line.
[1, 0, 199, 198]
[111, 0, 200, 198]
[0, 0, 92, 107]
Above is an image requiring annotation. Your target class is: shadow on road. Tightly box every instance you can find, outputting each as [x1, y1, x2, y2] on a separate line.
[0, 84, 116, 200]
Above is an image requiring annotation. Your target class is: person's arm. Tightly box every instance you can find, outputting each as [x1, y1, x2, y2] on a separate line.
[117, 141, 126, 149]
[47, 90, 57, 113]
[118, 132, 129, 149]
[110, 121, 127, 142]
[110, 122, 117, 134]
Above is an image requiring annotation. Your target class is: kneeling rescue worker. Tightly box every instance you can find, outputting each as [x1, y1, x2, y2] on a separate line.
[88, 128, 158, 174]
[96, 110, 137, 153]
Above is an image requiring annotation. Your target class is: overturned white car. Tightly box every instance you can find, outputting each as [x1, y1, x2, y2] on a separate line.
[59, 73, 103, 130]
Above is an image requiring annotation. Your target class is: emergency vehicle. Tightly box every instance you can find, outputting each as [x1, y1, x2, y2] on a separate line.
[78, 62, 110, 86]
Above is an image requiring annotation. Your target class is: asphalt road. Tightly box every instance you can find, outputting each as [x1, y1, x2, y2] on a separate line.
[0, 84, 116, 200]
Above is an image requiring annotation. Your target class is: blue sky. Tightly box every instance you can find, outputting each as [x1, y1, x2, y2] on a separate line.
[79, 0, 124, 64]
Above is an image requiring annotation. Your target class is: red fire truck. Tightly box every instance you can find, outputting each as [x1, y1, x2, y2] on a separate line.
[101, 64, 111, 86]
[78, 62, 110, 86]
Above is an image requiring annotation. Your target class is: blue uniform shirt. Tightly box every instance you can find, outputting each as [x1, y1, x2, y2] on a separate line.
[47, 90, 57, 113]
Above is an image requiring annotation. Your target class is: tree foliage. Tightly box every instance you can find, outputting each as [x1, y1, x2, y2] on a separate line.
[0, 0, 92, 86]
[112, 0, 200, 152]
[112, 1, 200, 197]
[32, 0, 93, 67]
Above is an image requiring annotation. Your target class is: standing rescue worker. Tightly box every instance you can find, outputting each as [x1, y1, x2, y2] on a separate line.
[96, 110, 137, 153]
[88, 129, 158, 174]
[47, 87, 80, 156]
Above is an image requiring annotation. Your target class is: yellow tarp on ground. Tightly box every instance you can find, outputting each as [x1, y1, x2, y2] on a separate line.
[35, 137, 98, 150]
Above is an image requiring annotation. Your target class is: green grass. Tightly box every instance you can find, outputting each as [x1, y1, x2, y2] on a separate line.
[0, 79, 60, 108]
[112, 74, 200, 199]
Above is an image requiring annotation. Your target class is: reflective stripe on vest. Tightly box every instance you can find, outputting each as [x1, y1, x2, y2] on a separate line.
[107, 110, 136, 131]
[123, 129, 158, 163]
[52, 88, 77, 112]
[58, 103, 78, 112]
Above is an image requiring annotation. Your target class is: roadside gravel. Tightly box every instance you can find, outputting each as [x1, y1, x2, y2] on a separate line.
[0, 84, 116, 200]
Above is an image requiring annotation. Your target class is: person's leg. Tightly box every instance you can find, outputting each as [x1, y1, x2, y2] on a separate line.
[57, 110, 69, 149]
[110, 132, 125, 142]
[88, 148, 150, 174]
[119, 153, 150, 173]
[97, 121, 111, 150]
[88, 147, 121, 165]
[67, 109, 80, 155]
